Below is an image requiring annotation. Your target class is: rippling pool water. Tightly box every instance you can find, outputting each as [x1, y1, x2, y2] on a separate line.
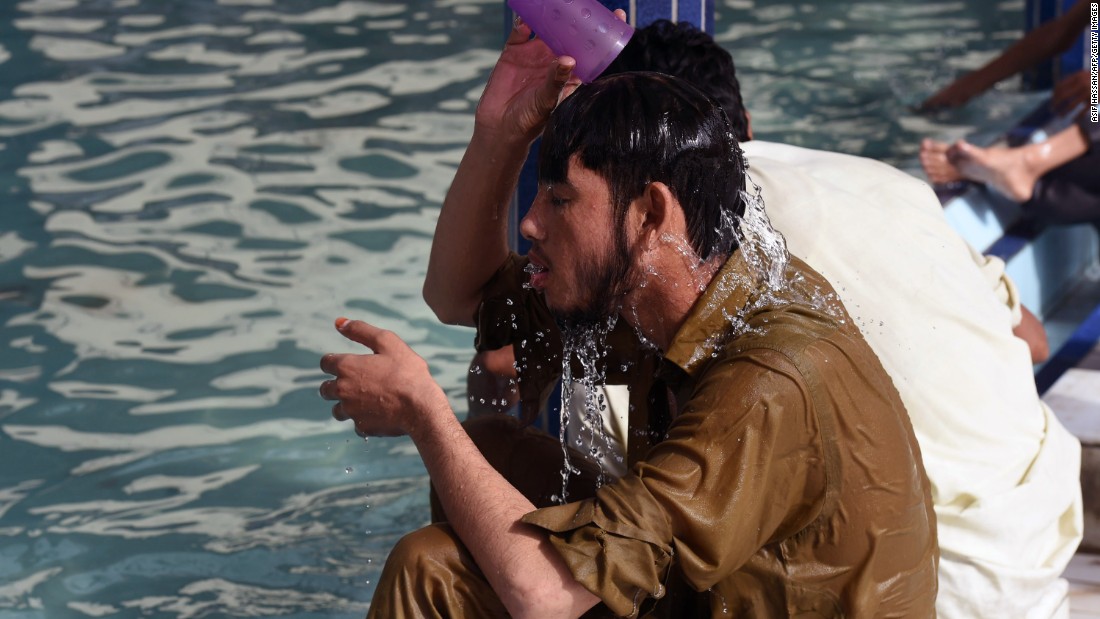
[0, 0, 1038, 616]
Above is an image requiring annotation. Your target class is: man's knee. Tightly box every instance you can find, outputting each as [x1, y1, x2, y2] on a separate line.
[372, 524, 508, 618]
[386, 523, 465, 574]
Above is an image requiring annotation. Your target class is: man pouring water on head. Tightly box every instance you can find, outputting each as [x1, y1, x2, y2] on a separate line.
[319, 15, 938, 618]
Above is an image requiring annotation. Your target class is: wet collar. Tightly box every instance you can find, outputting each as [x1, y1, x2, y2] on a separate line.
[662, 248, 761, 378]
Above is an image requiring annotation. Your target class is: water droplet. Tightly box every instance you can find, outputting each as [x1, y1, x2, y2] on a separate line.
[345, 467, 353, 474]
[581, 8, 591, 18]
[597, 22, 608, 33]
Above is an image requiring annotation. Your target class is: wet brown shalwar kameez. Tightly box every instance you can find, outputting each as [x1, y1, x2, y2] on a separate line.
[369, 250, 938, 618]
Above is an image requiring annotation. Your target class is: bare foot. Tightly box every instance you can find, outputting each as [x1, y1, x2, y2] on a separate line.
[947, 141, 1040, 202]
[919, 138, 965, 185]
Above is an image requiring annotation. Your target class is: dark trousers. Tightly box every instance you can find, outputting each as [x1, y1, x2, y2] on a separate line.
[1027, 115, 1100, 229]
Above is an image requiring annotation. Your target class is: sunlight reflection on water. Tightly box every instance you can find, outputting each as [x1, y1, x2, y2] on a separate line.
[0, 0, 1041, 615]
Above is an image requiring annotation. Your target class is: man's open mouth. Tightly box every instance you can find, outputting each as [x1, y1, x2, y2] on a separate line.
[524, 257, 549, 290]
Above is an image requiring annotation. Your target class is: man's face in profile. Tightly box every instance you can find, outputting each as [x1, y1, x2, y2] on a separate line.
[520, 158, 640, 326]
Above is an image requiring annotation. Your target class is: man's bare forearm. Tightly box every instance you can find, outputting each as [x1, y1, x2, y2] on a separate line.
[322, 320, 598, 617]
[423, 17, 582, 326]
[423, 126, 532, 327]
[410, 400, 600, 618]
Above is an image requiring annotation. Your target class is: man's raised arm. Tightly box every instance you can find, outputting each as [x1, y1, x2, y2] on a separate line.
[423, 21, 578, 326]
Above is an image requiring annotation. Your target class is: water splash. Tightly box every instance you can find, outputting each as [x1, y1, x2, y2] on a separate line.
[555, 313, 620, 502]
[712, 169, 847, 338]
[732, 173, 790, 291]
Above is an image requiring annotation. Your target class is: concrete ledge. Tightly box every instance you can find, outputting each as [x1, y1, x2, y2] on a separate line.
[1044, 356, 1100, 551]
[1005, 224, 1100, 321]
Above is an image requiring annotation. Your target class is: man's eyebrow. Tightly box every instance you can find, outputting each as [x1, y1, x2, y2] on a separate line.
[542, 179, 577, 193]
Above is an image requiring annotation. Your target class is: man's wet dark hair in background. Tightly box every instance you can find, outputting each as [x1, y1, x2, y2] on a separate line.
[604, 19, 751, 143]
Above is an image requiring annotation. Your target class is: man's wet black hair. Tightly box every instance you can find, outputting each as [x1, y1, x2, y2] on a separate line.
[602, 19, 750, 142]
[538, 72, 747, 263]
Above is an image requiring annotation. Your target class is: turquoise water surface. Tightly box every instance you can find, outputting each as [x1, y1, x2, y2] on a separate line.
[0, 0, 1038, 616]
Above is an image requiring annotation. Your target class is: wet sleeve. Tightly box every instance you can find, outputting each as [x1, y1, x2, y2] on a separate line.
[521, 350, 828, 617]
[474, 253, 564, 422]
[966, 243, 1023, 327]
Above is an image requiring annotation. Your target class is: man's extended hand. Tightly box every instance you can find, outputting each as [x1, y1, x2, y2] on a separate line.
[919, 71, 986, 111]
[319, 318, 450, 438]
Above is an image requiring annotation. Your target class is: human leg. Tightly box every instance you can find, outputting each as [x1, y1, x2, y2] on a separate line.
[378, 415, 607, 617]
[1026, 117, 1100, 225]
[919, 138, 966, 185]
[919, 123, 1090, 202]
[367, 523, 510, 618]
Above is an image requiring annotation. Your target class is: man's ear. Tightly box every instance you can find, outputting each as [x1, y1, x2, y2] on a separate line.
[631, 182, 678, 250]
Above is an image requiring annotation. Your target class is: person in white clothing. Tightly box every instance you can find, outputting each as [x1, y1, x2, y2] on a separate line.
[746, 140, 1082, 618]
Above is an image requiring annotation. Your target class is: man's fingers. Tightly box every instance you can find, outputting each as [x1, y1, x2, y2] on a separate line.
[332, 402, 347, 421]
[320, 353, 345, 375]
[554, 57, 576, 84]
[319, 379, 339, 401]
[538, 57, 575, 110]
[335, 317, 390, 351]
[507, 15, 533, 45]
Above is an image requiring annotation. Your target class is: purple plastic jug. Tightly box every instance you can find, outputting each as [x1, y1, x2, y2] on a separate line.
[507, 0, 634, 83]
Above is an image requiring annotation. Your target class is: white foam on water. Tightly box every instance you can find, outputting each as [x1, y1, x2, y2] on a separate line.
[0, 567, 62, 609]
[119, 14, 167, 27]
[99, 580, 369, 617]
[246, 29, 305, 44]
[114, 24, 254, 47]
[29, 35, 125, 61]
[277, 91, 391, 118]
[14, 17, 105, 33]
[16, 0, 78, 14]
[241, 1, 405, 24]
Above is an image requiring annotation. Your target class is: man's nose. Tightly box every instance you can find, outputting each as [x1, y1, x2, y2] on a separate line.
[519, 197, 544, 242]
